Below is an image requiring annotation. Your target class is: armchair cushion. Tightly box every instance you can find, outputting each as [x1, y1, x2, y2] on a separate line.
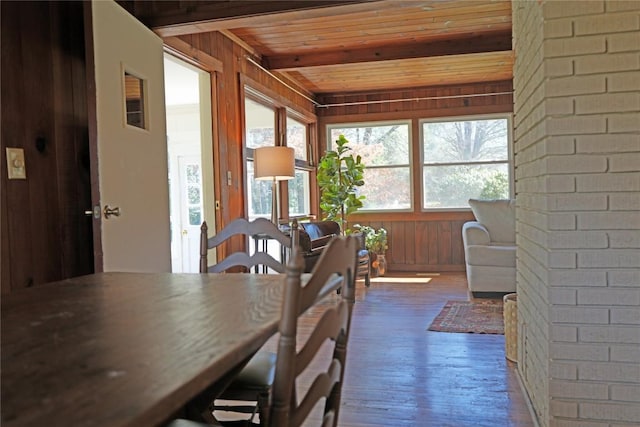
[469, 198, 515, 243]
[463, 199, 516, 294]
[465, 244, 516, 268]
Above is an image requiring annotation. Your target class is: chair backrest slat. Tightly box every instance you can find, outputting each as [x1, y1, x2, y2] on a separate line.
[200, 218, 295, 274]
[270, 235, 358, 427]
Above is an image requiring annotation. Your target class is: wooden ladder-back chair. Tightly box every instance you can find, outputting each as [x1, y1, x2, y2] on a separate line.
[192, 218, 296, 424]
[200, 218, 293, 274]
[171, 234, 358, 427]
[270, 234, 358, 427]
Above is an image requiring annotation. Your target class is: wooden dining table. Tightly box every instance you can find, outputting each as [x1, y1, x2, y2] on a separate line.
[1, 272, 287, 427]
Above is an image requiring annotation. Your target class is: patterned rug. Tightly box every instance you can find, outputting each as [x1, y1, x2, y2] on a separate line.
[428, 300, 504, 334]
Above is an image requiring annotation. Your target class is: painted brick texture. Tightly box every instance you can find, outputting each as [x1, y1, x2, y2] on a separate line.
[513, 1, 640, 427]
[513, 1, 551, 424]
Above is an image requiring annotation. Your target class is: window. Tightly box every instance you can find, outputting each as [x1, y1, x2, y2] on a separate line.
[185, 163, 202, 226]
[421, 116, 511, 209]
[328, 122, 411, 211]
[245, 97, 276, 220]
[287, 116, 311, 217]
[124, 72, 145, 129]
[244, 91, 314, 222]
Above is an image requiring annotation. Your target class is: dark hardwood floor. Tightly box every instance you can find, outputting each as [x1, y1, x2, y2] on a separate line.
[308, 272, 534, 427]
[218, 272, 535, 426]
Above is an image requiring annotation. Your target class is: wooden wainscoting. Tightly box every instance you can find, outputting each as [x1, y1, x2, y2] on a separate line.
[351, 211, 474, 273]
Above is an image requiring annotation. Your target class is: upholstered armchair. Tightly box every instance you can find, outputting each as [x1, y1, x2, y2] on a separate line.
[297, 221, 340, 272]
[462, 199, 516, 295]
[298, 221, 371, 286]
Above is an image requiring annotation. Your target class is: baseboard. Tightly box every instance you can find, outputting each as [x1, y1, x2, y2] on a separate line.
[516, 365, 541, 427]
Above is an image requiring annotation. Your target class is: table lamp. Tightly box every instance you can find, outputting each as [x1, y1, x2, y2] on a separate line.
[254, 146, 295, 224]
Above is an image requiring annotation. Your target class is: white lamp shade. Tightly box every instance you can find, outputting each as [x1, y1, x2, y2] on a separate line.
[254, 146, 295, 181]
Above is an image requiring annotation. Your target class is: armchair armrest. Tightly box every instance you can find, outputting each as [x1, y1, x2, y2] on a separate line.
[309, 234, 336, 251]
[462, 221, 491, 246]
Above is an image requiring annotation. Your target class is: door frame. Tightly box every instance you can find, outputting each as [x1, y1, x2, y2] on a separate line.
[84, 1, 103, 271]
[164, 40, 222, 262]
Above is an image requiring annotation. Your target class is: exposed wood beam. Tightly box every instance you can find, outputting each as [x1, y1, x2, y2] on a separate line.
[140, 1, 383, 37]
[264, 30, 512, 70]
[219, 29, 261, 59]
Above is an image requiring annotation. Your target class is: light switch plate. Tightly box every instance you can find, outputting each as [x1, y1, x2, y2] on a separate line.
[6, 148, 27, 180]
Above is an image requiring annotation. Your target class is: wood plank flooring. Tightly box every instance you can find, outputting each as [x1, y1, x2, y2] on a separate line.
[219, 272, 535, 427]
[307, 272, 534, 427]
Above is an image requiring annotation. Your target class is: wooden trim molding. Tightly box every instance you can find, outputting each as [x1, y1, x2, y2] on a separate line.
[163, 36, 223, 72]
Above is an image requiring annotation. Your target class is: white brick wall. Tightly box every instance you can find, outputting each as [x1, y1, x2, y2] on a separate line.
[513, 1, 640, 426]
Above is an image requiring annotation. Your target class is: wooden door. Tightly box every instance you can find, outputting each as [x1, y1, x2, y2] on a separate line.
[86, 0, 171, 272]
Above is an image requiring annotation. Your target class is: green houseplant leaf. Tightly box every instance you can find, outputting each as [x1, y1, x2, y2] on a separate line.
[353, 224, 388, 254]
[317, 134, 365, 231]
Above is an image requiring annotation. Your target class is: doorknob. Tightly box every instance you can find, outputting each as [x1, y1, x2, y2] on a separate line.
[104, 205, 121, 219]
[182, 230, 188, 236]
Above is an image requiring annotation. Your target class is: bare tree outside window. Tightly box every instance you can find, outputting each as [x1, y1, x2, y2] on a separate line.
[422, 117, 510, 208]
[329, 123, 411, 211]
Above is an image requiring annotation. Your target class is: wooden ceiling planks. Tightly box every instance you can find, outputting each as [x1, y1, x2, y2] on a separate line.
[230, 1, 512, 54]
[291, 51, 513, 93]
[225, 0, 513, 94]
[125, 0, 513, 96]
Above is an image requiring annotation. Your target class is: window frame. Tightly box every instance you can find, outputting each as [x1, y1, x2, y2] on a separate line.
[419, 113, 514, 212]
[286, 109, 315, 218]
[243, 90, 278, 221]
[326, 120, 414, 213]
[242, 85, 316, 221]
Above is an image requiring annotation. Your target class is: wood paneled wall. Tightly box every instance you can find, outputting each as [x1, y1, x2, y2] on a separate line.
[171, 32, 316, 254]
[316, 81, 513, 119]
[319, 81, 513, 272]
[172, 36, 512, 271]
[350, 214, 473, 273]
[1, 1, 93, 292]
[1, 3, 513, 289]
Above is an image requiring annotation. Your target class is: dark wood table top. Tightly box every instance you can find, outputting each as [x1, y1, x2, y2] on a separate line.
[1, 272, 285, 427]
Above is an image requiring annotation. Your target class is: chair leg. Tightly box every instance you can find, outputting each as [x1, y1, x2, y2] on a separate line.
[256, 391, 270, 426]
[365, 272, 371, 287]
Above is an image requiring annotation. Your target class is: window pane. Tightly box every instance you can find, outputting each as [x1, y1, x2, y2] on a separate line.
[287, 117, 307, 161]
[124, 72, 145, 129]
[187, 186, 200, 204]
[288, 170, 310, 216]
[245, 98, 275, 149]
[188, 207, 201, 226]
[330, 124, 409, 166]
[246, 160, 273, 220]
[422, 119, 508, 163]
[361, 167, 411, 210]
[327, 122, 411, 212]
[186, 164, 200, 183]
[423, 164, 509, 209]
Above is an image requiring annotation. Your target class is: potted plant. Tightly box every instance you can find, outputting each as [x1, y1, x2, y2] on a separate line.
[317, 134, 365, 232]
[353, 224, 388, 276]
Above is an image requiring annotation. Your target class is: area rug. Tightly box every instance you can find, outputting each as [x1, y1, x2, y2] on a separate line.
[428, 300, 504, 334]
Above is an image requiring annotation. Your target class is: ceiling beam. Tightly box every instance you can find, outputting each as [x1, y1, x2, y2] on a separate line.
[264, 30, 512, 71]
[134, 1, 385, 37]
